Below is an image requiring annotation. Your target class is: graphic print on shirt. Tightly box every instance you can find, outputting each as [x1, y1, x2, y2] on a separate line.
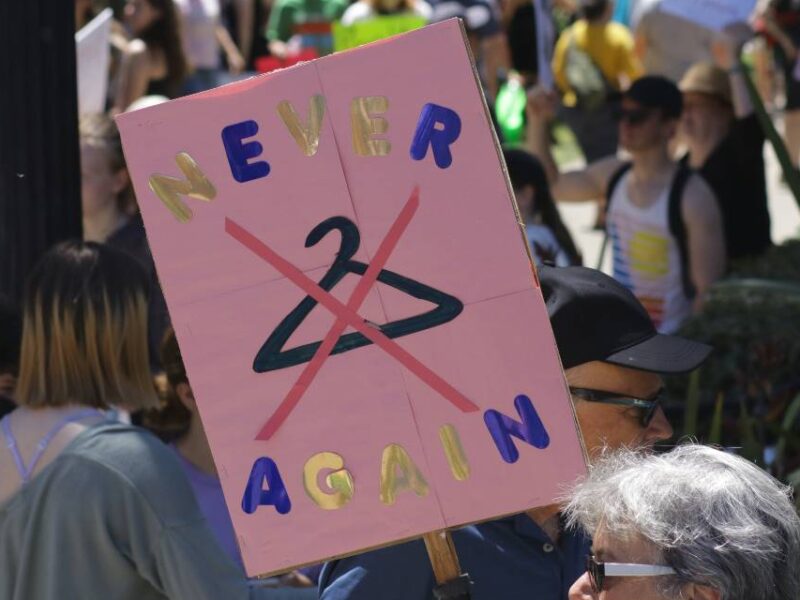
[609, 220, 669, 328]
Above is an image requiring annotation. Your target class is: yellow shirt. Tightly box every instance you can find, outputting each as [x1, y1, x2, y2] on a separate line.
[552, 20, 642, 107]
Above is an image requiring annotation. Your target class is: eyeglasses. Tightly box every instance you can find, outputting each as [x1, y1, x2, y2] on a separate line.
[569, 387, 665, 428]
[586, 554, 676, 592]
[616, 107, 654, 126]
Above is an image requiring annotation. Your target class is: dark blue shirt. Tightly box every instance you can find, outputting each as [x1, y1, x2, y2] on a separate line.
[319, 514, 590, 600]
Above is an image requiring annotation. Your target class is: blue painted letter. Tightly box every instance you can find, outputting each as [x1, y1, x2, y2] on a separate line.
[409, 103, 461, 169]
[241, 457, 291, 514]
[222, 120, 270, 182]
[484, 395, 550, 464]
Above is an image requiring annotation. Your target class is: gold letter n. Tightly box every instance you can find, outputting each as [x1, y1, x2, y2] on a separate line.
[148, 152, 217, 223]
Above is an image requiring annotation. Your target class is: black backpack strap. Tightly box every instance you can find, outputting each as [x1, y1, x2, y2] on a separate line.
[596, 162, 632, 269]
[667, 162, 696, 299]
[605, 162, 633, 215]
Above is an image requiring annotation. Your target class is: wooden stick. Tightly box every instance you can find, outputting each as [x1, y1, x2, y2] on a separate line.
[740, 64, 800, 211]
[423, 530, 463, 585]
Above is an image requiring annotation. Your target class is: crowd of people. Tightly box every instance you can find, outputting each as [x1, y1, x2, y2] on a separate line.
[2, 0, 800, 598]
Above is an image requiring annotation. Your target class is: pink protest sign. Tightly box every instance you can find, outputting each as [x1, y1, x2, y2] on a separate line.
[117, 19, 586, 577]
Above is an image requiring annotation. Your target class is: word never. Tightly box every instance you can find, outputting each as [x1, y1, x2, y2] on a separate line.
[241, 394, 549, 515]
[221, 96, 463, 183]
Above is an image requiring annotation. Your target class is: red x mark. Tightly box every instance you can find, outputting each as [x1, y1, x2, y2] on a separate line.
[225, 187, 479, 441]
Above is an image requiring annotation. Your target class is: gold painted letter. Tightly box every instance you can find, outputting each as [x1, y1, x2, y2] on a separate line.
[303, 452, 354, 510]
[439, 424, 470, 481]
[148, 152, 216, 223]
[277, 95, 326, 157]
[350, 96, 391, 156]
[379, 444, 429, 505]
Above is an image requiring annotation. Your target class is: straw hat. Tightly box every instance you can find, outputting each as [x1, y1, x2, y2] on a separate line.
[679, 62, 733, 106]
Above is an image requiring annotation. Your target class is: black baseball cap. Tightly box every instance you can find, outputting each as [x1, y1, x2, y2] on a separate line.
[540, 266, 711, 374]
[624, 76, 683, 119]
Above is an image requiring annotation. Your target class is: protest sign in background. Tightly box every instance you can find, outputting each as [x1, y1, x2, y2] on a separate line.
[332, 15, 426, 51]
[75, 8, 112, 115]
[117, 20, 585, 577]
[660, 0, 756, 31]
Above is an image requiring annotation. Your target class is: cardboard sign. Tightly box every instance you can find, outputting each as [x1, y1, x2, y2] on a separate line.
[117, 20, 585, 577]
[660, 0, 756, 31]
[75, 8, 113, 115]
[333, 15, 427, 51]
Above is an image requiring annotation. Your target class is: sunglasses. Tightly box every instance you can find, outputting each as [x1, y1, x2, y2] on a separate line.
[569, 387, 665, 427]
[615, 107, 654, 126]
[586, 554, 676, 592]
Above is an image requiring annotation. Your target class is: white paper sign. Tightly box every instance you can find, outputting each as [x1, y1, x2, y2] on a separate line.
[75, 8, 113, 115]
[660, 0, 756, 32]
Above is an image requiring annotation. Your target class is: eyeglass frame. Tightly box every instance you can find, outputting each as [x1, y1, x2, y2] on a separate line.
[569, 387, 665, 428]
[586, 554, 677, 593]
[615, 106, 658, 126]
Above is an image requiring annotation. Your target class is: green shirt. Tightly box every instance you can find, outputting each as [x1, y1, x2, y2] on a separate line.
[0, 422, 305, 600]
[267, 0, 349, 55]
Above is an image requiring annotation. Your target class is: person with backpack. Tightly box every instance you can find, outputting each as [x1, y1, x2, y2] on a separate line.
[551, 0, 642, 162]
[527, 75, 726, 334]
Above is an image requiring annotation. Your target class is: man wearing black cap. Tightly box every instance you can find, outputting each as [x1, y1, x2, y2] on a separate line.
[319, 266, 711, 600]
[527, 75, 726, 334]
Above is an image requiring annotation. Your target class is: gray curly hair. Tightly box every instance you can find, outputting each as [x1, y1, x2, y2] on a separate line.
[564, 445, 800, 600]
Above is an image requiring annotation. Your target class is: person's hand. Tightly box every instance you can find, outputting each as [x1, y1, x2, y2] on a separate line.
[526, 85, 558, 123]
[712, 22, 753, 70]
[227, 49, 246, 74]
[268, 39, 289, 60]
[279, 571, 313, 588]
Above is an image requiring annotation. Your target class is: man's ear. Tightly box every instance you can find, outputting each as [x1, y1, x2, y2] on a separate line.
[175, 382, 196, 412]
[683, 583, 721, 600]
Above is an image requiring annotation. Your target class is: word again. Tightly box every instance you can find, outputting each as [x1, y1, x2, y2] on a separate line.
[221, 97, 462, 183]
[240, 394, 550, 515]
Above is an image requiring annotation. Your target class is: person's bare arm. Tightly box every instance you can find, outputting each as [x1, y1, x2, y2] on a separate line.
[712, 23, 755, 119]
[216, 24, 246, 73]
[114, 40, 151, 113]
[525, 87, 624, 201]
[233, 0, 255, 65]
[481, 32, 511, 102]
[681, 175, 726, 312]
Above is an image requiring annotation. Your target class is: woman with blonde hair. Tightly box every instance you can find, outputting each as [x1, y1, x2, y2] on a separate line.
[0, 241, 302, 600]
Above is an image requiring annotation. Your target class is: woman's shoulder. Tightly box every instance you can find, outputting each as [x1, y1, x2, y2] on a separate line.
[62, 423, 204, 524]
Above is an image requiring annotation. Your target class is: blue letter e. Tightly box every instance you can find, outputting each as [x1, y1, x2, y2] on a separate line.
[241, 457, 291, 514]
[222, 120, 270, 183]
[409, 103, 461, 169]
[484, 395, 550, 464]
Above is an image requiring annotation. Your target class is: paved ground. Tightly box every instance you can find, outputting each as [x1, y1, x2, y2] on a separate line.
[556, 135, 800, 273]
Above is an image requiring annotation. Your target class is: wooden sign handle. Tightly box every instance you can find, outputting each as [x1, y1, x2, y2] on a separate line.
[423, 530, 462, 584]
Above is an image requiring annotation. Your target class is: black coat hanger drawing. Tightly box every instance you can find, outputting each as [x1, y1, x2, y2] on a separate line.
[254, 215, 464, 373]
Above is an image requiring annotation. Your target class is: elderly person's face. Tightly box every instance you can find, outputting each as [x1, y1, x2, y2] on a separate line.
[566, 361, 673, 459]
[569, 525, 670, 599]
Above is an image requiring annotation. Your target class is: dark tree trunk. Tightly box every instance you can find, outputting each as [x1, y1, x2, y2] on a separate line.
[0, 0, 82, 302]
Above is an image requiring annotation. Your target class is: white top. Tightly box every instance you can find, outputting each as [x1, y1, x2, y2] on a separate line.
[340, 1, 433, 26]
[607, 170, 692, 334]
[174, 0, 221, 70]
[525, 224, 571, 268]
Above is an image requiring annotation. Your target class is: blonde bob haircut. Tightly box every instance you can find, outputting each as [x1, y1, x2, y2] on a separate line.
[16, 241, 158, 410]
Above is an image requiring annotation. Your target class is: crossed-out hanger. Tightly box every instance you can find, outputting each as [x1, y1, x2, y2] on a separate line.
[225, 187, 479, 441]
